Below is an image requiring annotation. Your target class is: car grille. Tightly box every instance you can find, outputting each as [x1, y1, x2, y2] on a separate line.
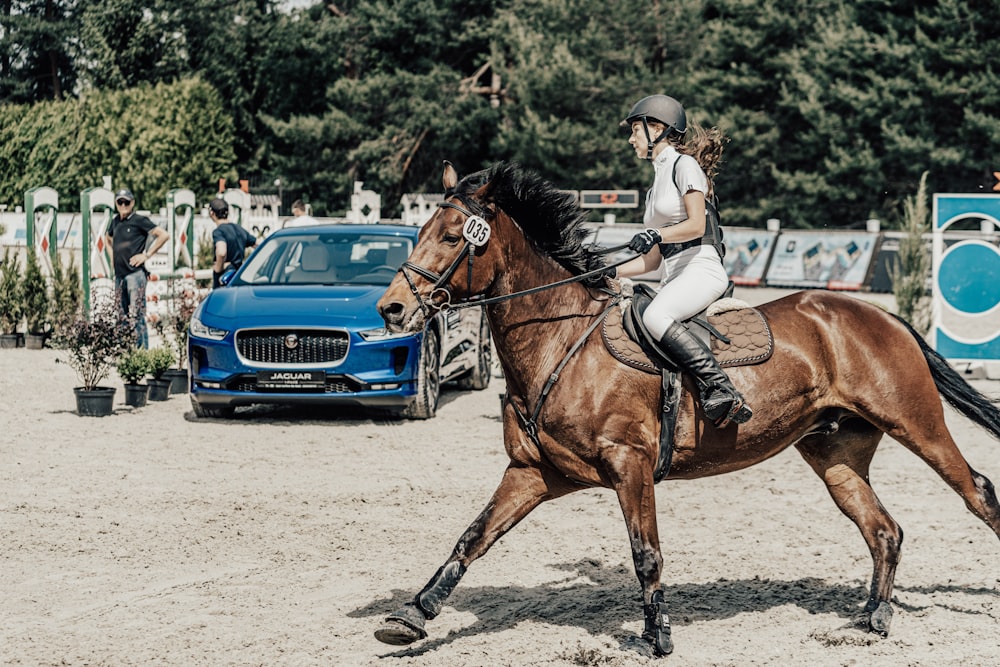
[236, 329, 349, 364]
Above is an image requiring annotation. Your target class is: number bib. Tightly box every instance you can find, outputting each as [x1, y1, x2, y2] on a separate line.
[463, 216, 491, 247]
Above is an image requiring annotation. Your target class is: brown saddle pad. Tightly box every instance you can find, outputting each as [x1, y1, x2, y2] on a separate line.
[602, 301, 774, 375]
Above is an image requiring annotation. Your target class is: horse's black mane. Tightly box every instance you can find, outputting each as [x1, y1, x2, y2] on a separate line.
[452, 162, 604, 276]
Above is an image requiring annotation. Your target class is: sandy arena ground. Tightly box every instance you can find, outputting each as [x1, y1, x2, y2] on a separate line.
[2, 288, 998, 666]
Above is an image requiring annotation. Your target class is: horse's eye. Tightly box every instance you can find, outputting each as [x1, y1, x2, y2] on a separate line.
[442, 233, 461, 245]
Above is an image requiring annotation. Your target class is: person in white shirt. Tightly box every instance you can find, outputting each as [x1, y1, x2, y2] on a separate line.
[284, 199, 319, 227]
[614, 94, 751, 426]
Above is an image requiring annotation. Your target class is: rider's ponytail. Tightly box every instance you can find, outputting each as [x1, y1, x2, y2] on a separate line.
[673, 122, 728, 198]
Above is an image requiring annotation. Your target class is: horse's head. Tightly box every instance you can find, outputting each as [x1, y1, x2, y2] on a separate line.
[378, 162, 502, 333]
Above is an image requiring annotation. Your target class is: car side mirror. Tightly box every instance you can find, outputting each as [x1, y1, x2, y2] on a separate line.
[218, 267, 237, 287]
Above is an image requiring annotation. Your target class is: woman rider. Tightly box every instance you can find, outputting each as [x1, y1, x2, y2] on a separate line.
[614, 94, 752, 425]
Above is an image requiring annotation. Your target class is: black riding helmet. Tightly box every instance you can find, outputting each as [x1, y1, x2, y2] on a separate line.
[621, 95, 687, 160]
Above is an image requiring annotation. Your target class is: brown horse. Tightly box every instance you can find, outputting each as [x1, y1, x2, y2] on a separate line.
[374, 161, 1000, 656]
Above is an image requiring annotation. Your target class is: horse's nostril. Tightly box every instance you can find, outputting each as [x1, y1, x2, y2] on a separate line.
[381, 301, 404, 324]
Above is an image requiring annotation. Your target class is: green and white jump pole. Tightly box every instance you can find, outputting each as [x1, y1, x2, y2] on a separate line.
[80, 185, 115, 315]
[24, 186, 59, 278]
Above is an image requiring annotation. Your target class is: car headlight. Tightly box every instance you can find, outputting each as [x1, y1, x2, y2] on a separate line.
[190, 313, 229, 341]
[358, 327, 413, 341]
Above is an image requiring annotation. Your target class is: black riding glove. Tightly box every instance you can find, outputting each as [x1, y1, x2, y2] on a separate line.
[628, 228, 662, 254]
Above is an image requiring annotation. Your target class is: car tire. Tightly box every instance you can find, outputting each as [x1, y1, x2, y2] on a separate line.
[455, 311, 492, 391]
[191, 396, 235, 419]
[402, 329, 440, 419]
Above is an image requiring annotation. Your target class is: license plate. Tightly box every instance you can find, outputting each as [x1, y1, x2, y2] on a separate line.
[256, 370, 325, 390]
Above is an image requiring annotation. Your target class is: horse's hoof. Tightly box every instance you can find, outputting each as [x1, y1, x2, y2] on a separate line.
[374, 618, 427, 645]
[867, 601, 893, 638]
[642, 628, 674, 657]
[375, 603, 429, 646]
[642, 593, 674, 657]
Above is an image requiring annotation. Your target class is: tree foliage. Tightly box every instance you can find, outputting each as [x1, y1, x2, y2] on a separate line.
[0, 0, 76, 102]
[0, 77, 235, 208]
[1, 0, 999, 226]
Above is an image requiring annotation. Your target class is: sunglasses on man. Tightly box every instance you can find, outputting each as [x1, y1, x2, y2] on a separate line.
[116, 199, 132, 206]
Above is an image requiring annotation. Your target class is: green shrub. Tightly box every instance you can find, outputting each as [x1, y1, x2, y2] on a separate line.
[117, 348, 150, 384]
[21, 247, 50, 334]
[49, 252, 82, 339]
[890, 171, 932, 335]
[146, 346, 176, 380]
[0, 249, 23, 334]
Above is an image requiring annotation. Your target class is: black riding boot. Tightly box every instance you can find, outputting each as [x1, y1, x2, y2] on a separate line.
[657, 321, 752, 425]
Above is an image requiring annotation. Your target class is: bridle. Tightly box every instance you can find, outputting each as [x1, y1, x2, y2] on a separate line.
[395, 198, 485, 318]
[396, 197, 633, 318]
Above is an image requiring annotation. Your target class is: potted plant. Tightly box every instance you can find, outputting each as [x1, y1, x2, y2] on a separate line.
[145, 346, 176, 401]
[51, 293, 137, 417]
[21, 247, 51, 349]
[49, 252, 82, 341]
[117, 347, 151, 408]
[0, 249, 23, 348]
[152, 278, 201, 394]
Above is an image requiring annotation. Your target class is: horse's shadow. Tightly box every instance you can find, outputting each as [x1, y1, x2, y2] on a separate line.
[353, 558, 994, 657]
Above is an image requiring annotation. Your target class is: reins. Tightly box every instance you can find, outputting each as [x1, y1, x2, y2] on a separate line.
[398, 200, 637, 313]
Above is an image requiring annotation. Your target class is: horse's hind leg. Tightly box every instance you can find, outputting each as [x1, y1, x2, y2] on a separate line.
[891, 422, 1000, 538]
[795, 421, 902, 636]
[374, 462, 570, 646]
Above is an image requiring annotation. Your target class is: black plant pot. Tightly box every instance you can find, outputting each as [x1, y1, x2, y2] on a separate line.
[25, 332, 46, 349]
[147, 378, 171, 401]
[74, 386, 116, 417]
[162, 368, 189, 394]
[123, 383, 149, 408]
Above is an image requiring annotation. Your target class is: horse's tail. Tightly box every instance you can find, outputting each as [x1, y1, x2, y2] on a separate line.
[896, 314, 1000, 440]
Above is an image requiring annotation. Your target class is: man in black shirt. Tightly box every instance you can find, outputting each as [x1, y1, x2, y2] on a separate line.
[106, 189, 169, 348]
[209, 198, 257, 288]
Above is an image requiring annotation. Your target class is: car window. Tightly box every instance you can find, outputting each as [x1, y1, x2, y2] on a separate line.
[235, 231, 413, 286]
[237, 237, 288, 284]
[349, 238, 412, 285]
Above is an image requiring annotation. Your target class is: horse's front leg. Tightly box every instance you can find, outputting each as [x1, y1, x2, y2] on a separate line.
[611, 462, 672, 656]
[375, 462, 565, 646]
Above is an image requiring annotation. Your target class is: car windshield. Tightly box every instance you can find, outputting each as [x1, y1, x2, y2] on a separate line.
[234, 231, 413, 286]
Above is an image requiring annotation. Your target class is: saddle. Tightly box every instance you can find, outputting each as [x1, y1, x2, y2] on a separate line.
[601, 281, 774, 481]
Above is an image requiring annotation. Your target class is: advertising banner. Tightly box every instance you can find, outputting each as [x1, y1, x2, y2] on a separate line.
[763, 231, 878, 290]
[722, 228, 778, 286]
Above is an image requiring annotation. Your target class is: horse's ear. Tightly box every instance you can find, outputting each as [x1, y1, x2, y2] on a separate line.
[442, 161, 458, 190]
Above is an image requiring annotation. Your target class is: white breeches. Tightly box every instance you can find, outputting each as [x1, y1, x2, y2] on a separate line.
[641, 246, 728, 340]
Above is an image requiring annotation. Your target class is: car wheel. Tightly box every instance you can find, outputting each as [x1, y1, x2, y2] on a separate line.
[191, 395, 235, 419]
[402, 329, 440, 419]
[455, 311, 492, 391]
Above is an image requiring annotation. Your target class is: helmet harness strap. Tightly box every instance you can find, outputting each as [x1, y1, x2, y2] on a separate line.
[641, 117, 669, 161]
